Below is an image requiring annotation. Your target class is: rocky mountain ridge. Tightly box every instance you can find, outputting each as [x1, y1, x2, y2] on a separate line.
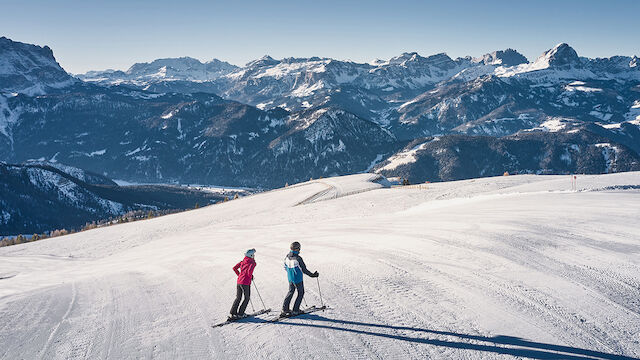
[1, 37, 639, 188]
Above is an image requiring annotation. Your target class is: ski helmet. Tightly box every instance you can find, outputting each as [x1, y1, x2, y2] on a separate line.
[245, 248, 256, 258]
[290, 241, 301, 251]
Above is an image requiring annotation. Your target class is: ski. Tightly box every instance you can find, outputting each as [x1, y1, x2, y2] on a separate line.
[212, 308, 271, 327]
[268, 305, 327, 322]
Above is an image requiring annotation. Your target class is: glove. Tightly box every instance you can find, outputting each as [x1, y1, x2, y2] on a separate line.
[252, 276, 255, 280]
[311, 271, 319, 278]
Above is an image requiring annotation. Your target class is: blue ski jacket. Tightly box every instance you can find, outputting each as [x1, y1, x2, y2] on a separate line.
[284, 251, 313, 284]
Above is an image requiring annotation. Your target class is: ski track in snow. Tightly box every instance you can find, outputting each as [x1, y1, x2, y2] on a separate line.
[1, 173, 640, 359]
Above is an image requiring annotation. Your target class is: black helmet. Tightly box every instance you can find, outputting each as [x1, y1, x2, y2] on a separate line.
[290, 241, 301, 251]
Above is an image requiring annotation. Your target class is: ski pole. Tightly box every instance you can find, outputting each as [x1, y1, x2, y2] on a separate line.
[253, 281, 267, 310]
[249, 297, 255, 312]
[316, 277, 324, 309]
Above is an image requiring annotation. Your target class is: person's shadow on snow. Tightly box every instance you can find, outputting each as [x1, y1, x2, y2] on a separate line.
[250, 314, 636, 360]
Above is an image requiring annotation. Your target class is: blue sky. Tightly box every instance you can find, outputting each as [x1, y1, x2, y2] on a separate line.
[2, 0, 638, 73]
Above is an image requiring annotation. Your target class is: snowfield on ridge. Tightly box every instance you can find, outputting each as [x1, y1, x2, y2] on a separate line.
[1, 173, 640, 359]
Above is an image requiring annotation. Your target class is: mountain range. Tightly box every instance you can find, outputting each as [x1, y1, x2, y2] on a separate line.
[1, 36, 639, 190]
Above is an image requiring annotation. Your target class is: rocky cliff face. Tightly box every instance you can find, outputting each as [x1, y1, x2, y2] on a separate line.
[0, 37, 77, 95]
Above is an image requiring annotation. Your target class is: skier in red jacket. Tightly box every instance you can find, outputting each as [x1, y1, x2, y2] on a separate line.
[229, 248, 257, 320]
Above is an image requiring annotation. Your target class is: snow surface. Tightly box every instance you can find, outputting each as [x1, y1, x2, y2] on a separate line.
[625, 101, 640, 121]
[1, 173, 640, 359]
[564, 83, 603, 93]
[538, 118, 567, 132]
[377, 139, 437, 171]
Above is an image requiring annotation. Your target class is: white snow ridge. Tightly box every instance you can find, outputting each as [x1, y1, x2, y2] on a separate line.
[1, 173, 640, 359]
[377, 138, 437, 171]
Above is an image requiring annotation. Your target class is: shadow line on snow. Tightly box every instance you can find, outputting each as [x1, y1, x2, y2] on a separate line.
[252, 314, 636, 360]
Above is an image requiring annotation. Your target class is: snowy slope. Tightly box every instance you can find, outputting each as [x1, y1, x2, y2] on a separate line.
[1, 173, 640, 359]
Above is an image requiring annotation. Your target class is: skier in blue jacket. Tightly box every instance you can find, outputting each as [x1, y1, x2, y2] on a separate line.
[281, 241, 318, 316]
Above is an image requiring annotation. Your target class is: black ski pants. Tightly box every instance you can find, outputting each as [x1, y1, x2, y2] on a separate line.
[230, 284, 251, 315]
[283, 281, 304, 312]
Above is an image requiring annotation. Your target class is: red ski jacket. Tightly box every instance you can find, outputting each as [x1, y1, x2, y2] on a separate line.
[233, 256, 256, 285]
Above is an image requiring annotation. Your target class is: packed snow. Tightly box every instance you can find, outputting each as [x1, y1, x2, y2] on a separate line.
[1, 173, 640, 359]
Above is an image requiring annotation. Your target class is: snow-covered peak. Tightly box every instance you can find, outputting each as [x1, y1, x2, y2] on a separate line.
[245, 55, 279, 68]
[474, 49, 528, 67]
[367, 51, 471, 89]
[381, 52, 456, 70]
[233, 56, 333, 81]
[493, 43, 599, 81]
[0, 37, 57, 72]
[530, 43, 581, 70]
[586, 55, 640, 77]
[126, 57, 201, 75]
[0, 37, 75, 95]
[79, 56, 238, 83]
[206, 58, 236, 68]
[422, 53, 456, 67]
[386, 52, 421, 66]
[81, 68, 123, 78]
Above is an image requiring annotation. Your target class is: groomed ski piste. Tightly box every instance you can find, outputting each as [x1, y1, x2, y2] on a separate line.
[1, 172, 640, 359]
